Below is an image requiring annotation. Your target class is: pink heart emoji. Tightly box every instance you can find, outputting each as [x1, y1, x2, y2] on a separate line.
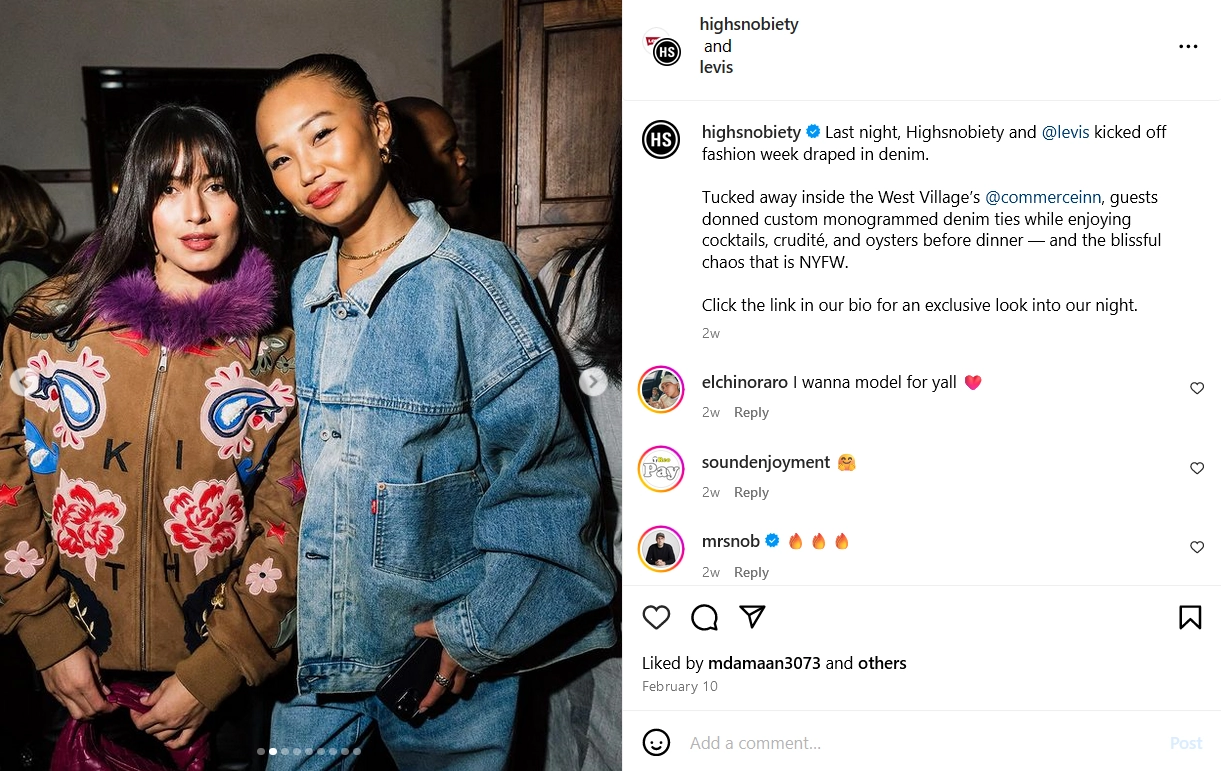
[965, 375, 982, 390]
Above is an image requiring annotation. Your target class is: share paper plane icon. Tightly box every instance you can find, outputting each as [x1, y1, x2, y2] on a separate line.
[740, 605, 766, 629]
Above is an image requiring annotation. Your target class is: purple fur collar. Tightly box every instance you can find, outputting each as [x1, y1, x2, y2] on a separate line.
[91, 246, 278, 351]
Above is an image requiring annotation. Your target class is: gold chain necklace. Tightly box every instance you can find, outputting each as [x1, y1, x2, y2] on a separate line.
[338, 232, 408, 274]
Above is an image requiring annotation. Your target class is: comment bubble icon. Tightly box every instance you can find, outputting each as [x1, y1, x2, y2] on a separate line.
[691, 604, 719, 631]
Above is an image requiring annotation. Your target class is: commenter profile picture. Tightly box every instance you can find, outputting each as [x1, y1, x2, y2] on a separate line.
[639, 366, 683, 413]
[638, 445, 684, 492]
[638, 525, 684, 572]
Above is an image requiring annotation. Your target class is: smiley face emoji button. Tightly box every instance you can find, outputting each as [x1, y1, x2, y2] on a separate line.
[838, 453, 856, 471]
[643, 728, 671, 756]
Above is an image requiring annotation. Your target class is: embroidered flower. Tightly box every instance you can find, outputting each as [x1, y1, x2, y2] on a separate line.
[252, 335, 288, 375]
[163, 475, 247, 575]
[62, 571, 111, 649]
[199, 363, 295, 459]
[4, 541, 45, 579]
[244, 557, 282, 596]
[52, 473, 126, 579]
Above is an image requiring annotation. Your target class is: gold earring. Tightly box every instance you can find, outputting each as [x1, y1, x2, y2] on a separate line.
[379, 146, 391, 164]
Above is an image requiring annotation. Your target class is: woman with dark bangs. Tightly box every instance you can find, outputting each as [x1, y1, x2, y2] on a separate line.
[0, 104, 303, 755]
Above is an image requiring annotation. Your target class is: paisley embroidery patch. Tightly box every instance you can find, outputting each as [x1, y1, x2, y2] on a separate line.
[199, 362, 294, 459]
[23, 348, 110, 450]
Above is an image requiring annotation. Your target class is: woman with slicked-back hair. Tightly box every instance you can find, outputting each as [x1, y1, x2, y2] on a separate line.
[256, 53, 614, 769]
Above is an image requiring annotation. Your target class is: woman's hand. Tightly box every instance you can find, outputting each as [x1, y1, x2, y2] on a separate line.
[412, 619, 470, 714]
[41, 647, 115, 720]
[131, 675, 210, 749]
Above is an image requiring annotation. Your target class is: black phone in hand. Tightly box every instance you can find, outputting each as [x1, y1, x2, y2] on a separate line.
[375, 637, 444, 723]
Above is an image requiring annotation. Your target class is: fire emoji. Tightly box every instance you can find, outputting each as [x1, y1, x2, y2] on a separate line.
[835, 533, 849, 550]
[788, 533, 802, 549]
[812, 533, 826, 550]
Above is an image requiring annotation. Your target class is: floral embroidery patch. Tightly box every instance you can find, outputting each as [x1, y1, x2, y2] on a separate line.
[181, 571, 230, 651]
[163, 475, 247, 575]
[4, 540, 44, 578]
[52, 473, 126, 580]
[244, 557, 282, 596]
[252, 336, 288, 375]
[24, 348, 110, 450]
[199, 363, 294, 459]
[63, 569, 110, 651]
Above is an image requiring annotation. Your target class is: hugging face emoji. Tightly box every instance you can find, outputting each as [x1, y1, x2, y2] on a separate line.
[838, 454, 856, 471]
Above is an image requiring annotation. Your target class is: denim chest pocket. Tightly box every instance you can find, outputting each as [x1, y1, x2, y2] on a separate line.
[373, 471, 485, 580]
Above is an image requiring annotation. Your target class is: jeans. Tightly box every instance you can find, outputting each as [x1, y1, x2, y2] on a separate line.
[267, 676, 518, 771]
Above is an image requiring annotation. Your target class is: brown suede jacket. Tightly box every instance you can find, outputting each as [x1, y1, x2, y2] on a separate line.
[0, 247, 302, 711]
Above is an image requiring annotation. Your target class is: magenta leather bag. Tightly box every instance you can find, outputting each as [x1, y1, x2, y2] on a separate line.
[50, 682, 210, 771]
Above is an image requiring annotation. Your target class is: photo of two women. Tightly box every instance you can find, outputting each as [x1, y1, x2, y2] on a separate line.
[0, 1, 622, 769]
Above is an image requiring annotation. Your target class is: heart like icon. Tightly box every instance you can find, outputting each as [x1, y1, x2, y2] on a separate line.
[643, 605, 670, 630]
[965, 375, 982, 390]
[1190, 541, 1204, 554]
[1190, 382, 1204, 394]
[1190, 462, 1204, 475]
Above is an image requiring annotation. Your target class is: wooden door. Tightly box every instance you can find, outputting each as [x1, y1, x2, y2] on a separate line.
[503, 0, 621, 273]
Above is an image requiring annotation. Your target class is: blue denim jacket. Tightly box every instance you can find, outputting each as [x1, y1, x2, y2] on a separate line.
[292, 202, 615, 694]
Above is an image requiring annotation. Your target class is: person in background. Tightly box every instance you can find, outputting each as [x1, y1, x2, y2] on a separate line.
[386, 97, 472, 211]
[0, 104, 302, 755]
[0, 164, 68, 768]
[530, 154, 622, 771]
[0, 165, 66, 318]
